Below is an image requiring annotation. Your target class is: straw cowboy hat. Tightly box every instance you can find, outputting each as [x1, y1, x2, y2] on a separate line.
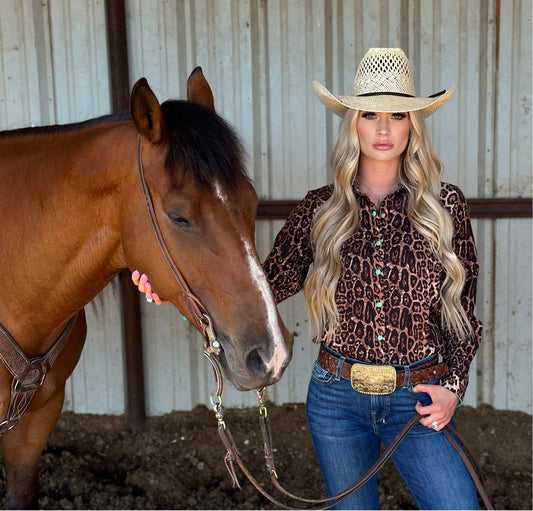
[312, 47, 456, 118]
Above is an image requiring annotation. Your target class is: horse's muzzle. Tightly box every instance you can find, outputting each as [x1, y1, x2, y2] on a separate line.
[216, 332, 293, 391]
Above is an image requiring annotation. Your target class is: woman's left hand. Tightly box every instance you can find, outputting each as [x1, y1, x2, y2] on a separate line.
[414, 384, 459, 431]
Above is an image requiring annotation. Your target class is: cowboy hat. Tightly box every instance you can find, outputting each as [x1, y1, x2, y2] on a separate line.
[312, 47, 456, 118]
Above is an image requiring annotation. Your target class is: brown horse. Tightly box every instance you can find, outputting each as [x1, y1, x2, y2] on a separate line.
[0, 69, 293, 509]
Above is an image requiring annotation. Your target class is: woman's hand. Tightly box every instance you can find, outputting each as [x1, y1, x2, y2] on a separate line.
[131, 270, 170, 305]
[414, 384, 459, 431]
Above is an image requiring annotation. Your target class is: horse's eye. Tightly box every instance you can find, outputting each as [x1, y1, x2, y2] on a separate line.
[167, 213, 191, 228]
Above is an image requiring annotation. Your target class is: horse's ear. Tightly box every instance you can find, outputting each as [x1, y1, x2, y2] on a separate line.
[130, 78, 168, 143]
[187, 67, 215, 111]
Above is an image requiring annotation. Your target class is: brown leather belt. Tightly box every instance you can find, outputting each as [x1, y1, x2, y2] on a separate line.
[318, 344, 448, 394]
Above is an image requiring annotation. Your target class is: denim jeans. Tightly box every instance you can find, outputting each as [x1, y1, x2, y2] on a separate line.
[305, 347, 479, 510]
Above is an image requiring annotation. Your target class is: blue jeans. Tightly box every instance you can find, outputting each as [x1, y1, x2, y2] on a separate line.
[305, 348, 479, 510]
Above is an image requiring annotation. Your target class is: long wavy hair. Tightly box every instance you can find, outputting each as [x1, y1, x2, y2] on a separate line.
[303, 109, 473, 344]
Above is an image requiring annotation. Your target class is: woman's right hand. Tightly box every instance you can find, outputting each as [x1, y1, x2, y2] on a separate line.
[131, 270, 170, 305]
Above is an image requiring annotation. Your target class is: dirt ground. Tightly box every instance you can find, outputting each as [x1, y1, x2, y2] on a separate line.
[0, 403, 530, 510]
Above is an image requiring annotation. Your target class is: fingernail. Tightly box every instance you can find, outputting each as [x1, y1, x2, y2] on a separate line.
[132, 270, 139, 277]
[141, 274, 147, 281]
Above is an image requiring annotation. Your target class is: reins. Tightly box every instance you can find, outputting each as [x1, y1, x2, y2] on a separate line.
[137, 135, 493, 510]
[207, 357, 494, 511]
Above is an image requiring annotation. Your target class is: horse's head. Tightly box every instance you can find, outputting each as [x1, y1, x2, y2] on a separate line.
[122, 70, 293, 391]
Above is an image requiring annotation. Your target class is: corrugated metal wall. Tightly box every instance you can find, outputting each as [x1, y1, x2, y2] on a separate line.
[0, 0, 531, 415]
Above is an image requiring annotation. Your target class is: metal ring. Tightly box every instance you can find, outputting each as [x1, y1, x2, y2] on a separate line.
[432, 420, 439, 429]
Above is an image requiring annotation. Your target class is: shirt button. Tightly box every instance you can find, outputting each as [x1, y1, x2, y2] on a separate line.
[375, 269, 381, 275]
[377, 335, 384, 341]
[376, 302, 382, 308]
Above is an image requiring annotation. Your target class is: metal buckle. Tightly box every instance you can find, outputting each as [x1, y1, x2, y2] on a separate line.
[201, 313, 220, 355]
[14, 356, 48, 392]
[0, 418, 20, 435]
[350, 363, 397, 395]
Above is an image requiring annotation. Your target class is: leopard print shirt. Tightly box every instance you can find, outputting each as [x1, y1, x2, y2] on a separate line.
[262, 182, 482, 401]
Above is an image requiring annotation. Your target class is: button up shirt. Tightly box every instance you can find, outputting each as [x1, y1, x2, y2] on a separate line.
[262, 182, 482, 400]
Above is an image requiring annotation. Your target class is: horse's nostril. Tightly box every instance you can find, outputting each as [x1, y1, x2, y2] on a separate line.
[245, 347, 268, 375]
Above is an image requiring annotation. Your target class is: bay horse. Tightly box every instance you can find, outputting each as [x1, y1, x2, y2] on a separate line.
[0, 69, 293, 509]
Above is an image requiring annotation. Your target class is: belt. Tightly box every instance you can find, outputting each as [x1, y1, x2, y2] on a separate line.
[317, 344, 449, 395]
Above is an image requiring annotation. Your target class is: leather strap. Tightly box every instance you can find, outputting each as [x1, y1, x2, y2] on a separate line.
[136, 137, 215, 345]
[0, 313, 78, 434]
[318, 344, 448, 388]
[217, 409, 493, 510]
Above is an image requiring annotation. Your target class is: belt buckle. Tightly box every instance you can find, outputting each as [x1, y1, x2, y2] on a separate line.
[350, 363, 397, 395]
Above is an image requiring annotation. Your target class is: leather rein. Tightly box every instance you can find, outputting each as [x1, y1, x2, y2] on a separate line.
[138, 136, 493, 510]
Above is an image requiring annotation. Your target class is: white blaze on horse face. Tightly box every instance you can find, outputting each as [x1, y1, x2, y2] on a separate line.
[214, 181, 288, 377]
[214, 182, 228, 205]
[243, 241, 288, 378]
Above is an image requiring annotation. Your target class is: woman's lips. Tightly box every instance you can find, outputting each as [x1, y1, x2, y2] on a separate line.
[373, 142, 393, 150]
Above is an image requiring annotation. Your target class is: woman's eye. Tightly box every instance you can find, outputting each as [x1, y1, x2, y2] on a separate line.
[362, 112, 376, 119]
[392, 113, 407, 120]
[168, 213, 190, 228]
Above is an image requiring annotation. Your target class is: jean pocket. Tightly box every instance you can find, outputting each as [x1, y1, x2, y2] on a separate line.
[407, 378, 441, 397]
[310, 360, 335, 385]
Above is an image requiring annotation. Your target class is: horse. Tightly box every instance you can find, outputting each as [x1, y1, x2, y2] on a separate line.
[0, 68, 294, 509]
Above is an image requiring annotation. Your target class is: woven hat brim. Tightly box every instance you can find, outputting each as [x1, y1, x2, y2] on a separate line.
[312, 81, 456, 118]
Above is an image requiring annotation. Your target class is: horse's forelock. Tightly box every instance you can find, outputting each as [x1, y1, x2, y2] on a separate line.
[162, 100, 250, 195]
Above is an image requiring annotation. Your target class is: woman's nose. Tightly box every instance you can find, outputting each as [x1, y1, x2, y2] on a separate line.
[377, 119, 390, 134]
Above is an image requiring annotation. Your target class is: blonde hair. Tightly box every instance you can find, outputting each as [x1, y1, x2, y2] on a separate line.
[303, 109, 473, 344]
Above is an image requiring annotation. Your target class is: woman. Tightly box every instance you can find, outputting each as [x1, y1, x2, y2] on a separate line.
[134, 48, 482, 510]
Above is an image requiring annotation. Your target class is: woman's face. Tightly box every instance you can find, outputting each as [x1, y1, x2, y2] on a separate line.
[356, 111, 410, 166]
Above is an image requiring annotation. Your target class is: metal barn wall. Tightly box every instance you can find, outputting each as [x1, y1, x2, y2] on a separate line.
[0, 0, 531, 415]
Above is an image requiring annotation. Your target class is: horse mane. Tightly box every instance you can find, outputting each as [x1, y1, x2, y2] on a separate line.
[162, 100, 250, 193]
[0, 101, 249, 192]
[0, 112, 131, 138]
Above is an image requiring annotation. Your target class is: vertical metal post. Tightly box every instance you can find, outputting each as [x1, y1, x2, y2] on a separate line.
[105, 0, 146, 430]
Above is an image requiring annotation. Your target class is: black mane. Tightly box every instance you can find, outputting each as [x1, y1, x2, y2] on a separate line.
[162, 100, 249, 192]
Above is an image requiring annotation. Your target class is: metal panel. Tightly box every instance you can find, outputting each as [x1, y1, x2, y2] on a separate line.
[46, 0, 121, 414]
[476, 0, 532, 412]
[0, 0, 530, 415]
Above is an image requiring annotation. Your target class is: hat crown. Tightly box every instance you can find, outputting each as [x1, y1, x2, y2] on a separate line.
[352, 48, 416, 97]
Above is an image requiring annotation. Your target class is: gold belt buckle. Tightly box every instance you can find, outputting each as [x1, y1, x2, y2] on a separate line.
[350, 363, 397, 395]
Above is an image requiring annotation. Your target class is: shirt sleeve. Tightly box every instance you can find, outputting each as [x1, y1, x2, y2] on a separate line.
[440, 185, 483, 402]
[262, 189, 325, 304]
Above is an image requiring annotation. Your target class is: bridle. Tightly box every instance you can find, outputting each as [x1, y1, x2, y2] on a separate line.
[136, 137, 221, 355]
[137, 136, 493, 510]
[137, 135, 223, 396]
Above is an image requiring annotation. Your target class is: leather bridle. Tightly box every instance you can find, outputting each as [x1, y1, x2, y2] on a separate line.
[137, 136, 224, 398]
[136, 137, 220, 351]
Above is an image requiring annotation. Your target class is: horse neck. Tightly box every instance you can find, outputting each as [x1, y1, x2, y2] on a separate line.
[0, 124, 136, 339]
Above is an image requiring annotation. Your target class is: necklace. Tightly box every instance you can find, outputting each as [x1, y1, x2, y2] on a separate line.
[357, 181, 401, 207]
